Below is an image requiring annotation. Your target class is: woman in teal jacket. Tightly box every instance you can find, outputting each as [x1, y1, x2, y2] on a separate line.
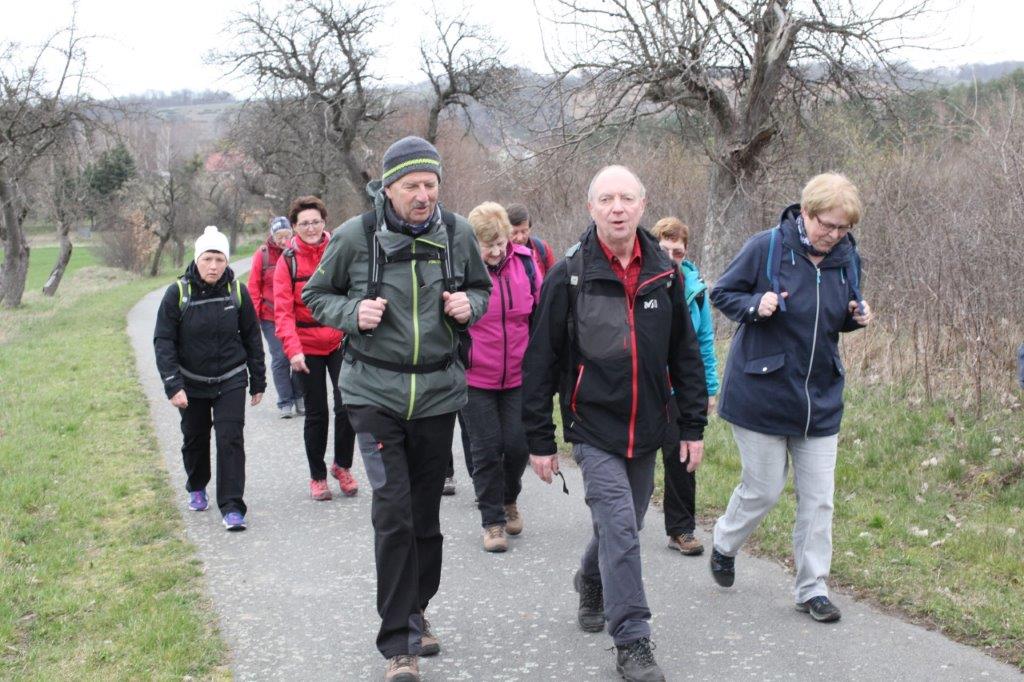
[651, 217, 718, 556]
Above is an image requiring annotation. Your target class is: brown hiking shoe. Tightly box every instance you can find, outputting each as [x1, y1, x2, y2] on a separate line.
[483, 524, 508, 552]
[384, 654, 419, 681]
[504, 503, 523, 535]
[420, 616, 440, 656]
[667, 533, 704, 556]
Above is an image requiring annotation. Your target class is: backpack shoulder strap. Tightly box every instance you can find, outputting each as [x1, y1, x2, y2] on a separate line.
[531, 236, 549, 263]
[361, 210, 382, 300]
[765, 226, 787, 312]
[260, 245, 270, 272]
[232, 280, 242, 307]
[440, 209, 457, 293]
[515, 250, 538, 302]
[282, 247, 299, 284]
[564, 242, 584, 345]
[176, 277, 191, 313]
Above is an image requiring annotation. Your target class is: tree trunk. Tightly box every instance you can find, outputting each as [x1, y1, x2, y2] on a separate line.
[173, 238, 185, 269]
[425, 100, 443, 145]
[149, 232, 171, 277]
[341, 151, 373, 210]
[42, 220, 73, 296]
[700, 162, 760, 281]
[0, 175, 30, 308]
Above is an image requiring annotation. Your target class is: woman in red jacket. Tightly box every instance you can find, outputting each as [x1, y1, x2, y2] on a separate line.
[273, 195, 358, 500]
[247, 216, 305, 419]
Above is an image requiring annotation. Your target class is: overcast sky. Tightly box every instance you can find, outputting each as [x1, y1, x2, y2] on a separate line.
[2, 0, 1022, 98]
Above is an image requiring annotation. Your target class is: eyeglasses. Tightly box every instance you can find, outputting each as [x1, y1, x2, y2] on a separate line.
[296, 219, 325, 229]
[814, 216, 851, 235]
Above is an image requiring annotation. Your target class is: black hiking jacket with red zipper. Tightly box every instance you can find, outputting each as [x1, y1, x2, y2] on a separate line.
[522, 223, 708, 459]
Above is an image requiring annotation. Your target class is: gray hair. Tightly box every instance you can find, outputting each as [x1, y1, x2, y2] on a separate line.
[587, 165, 647, 203]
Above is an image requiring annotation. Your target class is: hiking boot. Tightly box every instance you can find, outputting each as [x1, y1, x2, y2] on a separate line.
[330, 463, 359, 497]
[279, 405, 293, 419]
[442, 476, 456, 495]
[188, 490, 208, 512]
[222, 511, 247, 532]
[483, 524, 508, 552]
[710, 548, 735, 587]
[573, 569, 605, 632]
[615, 637, 665, 681]
[504, 503, 523, 535]
[796, 595, 842, 623]
[309, 478, 332, 501]
[667, 533, 704, 556]
[294, 397, 305, 416]
[383, 654, 419, 681]
[420, 616, 440, 656]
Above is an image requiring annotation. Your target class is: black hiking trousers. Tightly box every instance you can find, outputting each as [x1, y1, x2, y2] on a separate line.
[179, 386, 246, 515]
[300, 348, 355, 480]
[347, 404, 456, 659]
[662, 411, 697, 537]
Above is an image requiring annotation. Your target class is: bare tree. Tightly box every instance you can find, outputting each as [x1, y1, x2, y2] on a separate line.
[40, 133, 87, 296]
[0, 23, 89, 307]
[215, 0, 390, 209]
[141, 155, 204, 277]
[538, 0, 931, 275]
[420, 8, 513, 144]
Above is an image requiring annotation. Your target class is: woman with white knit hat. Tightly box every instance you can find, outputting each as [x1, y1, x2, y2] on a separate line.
[154, 226, 266, 531]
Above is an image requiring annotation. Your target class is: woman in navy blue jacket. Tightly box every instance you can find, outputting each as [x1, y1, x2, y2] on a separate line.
[708, 173, 874, 624]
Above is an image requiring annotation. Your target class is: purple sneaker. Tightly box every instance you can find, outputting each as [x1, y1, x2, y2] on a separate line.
[222, 511, 247, 532]
[188, 490, 208, 512]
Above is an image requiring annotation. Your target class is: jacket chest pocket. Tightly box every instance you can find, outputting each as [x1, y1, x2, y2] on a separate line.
[575, 290, 631, 361]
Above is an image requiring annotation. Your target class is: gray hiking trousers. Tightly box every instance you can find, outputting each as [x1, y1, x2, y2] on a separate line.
[575, 442, 656, 646]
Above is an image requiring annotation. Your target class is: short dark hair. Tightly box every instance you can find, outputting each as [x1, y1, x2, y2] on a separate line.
[288, 195, 327, 225]
[505, 202, 530, 227]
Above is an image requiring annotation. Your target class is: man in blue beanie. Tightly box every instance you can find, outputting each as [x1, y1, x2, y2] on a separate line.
[303, 136, 491, 681]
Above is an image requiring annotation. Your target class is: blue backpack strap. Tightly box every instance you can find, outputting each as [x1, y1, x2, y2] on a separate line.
[765, 226, 787, 312]
[531, 236, 549, 264]
[845, 240, 864, 314]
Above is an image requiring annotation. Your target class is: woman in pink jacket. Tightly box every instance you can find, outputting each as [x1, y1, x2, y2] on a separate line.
[463, 202, 542, 552]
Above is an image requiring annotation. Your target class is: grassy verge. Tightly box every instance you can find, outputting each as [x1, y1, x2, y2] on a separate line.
[650, 385, 1024, 670]
[0, 262, 227, 678]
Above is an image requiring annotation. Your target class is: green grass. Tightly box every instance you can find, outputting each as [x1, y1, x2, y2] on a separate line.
[0, 263, 227, 678]
[651, 385, 1024, 670]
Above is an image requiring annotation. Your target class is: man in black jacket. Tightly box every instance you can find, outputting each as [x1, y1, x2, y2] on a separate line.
[522, 166, 707, 682]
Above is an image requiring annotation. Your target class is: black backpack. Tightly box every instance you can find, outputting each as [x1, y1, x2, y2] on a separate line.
[346, 209, 469, 372]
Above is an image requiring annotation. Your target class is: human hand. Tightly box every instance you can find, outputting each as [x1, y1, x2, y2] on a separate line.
[358, 297, 388, 331]
[251, 392, 263, 406]
[442, 291, 471, 324]
[170, 390, 188, 409]
[530, 454, 560, 483]
[850, 299, 874, 327]
[758, 291, 788, 317]
[290, 353, 309, 373]
[680, 440, 704, 473]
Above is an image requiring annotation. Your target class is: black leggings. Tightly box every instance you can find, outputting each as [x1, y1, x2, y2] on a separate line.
[300, 348, 355, 480]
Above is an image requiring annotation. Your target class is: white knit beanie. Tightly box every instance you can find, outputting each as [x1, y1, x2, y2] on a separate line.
[194, 225, 230, 262]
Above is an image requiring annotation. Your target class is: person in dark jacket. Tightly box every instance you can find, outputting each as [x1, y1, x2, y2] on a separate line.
[650, 216, 719, 558]
[154, 226, 266, 531]
[522, 165, 707, 682]
[274, 196, 358, 501]
[247, 216, 304, 418]
[708, 172, 874, 624]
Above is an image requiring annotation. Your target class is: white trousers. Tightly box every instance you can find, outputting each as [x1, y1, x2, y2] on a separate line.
[713, 424, 838, 603]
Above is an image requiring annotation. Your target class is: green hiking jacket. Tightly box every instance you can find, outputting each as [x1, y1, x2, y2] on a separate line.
[302, 195, 491, 420]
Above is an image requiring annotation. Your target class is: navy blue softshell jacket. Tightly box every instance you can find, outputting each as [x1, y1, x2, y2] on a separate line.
[711, 204, 865, 437]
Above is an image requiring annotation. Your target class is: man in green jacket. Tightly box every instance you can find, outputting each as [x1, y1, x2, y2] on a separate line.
[302, 136, 490, 682]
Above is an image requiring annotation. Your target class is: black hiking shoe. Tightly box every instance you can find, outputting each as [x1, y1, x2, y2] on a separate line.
[796, 595, 842, 623]
[710, 548, 735, 587]
[573, 569, 605, 632]
[615, 637, 665, 681]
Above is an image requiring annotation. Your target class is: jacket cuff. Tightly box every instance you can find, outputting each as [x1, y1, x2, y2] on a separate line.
[677, 426, 704, 442]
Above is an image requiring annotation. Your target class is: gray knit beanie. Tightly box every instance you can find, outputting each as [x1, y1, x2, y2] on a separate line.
[381, 136, 442, 188]
[269, 216, 291, 235]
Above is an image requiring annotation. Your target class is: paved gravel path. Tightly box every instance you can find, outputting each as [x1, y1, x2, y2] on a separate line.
[128, 266, 1020, 681]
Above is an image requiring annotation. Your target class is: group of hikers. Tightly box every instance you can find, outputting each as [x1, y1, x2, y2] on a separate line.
[153, 135, 874, 681]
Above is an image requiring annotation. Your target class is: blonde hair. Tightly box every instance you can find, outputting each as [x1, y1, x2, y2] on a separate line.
[800, 173, 863, 225]
[650, 217, 690, 247]
[468, 202, 512, 244]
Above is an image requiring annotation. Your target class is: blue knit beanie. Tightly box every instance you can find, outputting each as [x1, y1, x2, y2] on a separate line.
[381, 136, 442, 188]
